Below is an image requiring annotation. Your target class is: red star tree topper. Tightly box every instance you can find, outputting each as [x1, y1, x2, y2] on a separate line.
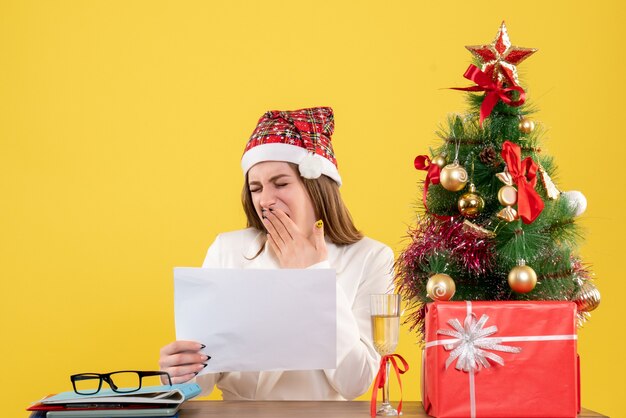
[466, 21, 537, 86]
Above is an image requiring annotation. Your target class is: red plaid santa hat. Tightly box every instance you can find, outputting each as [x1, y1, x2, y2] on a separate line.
[241, 107, 342, 186]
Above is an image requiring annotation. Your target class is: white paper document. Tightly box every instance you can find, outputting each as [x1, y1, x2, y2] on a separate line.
[174, 267, 337, 374]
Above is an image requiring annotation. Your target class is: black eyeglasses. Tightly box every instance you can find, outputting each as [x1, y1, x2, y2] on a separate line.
[70, 370, 172, 395]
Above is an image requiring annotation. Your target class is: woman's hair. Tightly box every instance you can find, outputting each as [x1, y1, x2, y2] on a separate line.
[241, 163, 363, 248]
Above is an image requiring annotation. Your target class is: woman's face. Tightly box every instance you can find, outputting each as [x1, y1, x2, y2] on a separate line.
[247, 161, 317, 236]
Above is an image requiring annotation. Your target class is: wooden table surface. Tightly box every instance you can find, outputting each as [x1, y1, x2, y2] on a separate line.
[180, 400, 608, 417]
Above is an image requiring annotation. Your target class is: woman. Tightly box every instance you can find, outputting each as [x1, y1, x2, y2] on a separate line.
[159, 107, 394, 400]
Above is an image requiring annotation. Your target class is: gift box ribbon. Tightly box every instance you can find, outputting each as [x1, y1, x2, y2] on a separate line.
[370, 353, 409, 418]
[425, 301, 577, 418]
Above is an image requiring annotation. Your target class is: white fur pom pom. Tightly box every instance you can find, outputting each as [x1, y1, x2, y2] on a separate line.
[562, 190, 587, 217]
[298, 153, 323, 179]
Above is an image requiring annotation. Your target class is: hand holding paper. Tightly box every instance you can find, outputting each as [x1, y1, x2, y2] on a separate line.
[174, 268, 337, 375]
[158, 340, 209, 384]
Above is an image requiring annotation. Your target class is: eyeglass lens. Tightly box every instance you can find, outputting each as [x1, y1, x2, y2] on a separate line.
[72, 373, 103, 395]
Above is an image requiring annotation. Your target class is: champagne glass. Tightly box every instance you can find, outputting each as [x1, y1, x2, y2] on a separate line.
[370, 293, 401, 416]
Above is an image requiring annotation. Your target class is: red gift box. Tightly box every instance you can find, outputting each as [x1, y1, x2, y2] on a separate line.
[422, 301, 579, 418]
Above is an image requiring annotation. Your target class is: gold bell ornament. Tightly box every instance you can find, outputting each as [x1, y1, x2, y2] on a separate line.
[426, 273, 456, 301]
[508, 260, 537, 293]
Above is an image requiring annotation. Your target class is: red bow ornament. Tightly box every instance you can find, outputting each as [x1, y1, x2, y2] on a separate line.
[500, 140, 544, 224]
[414, 155, 441, 210]
[452, 65, 526, 127]
[370, 354, 409, 418]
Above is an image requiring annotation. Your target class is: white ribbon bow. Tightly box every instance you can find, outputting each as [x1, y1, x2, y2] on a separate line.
[437, 313, 522, 372]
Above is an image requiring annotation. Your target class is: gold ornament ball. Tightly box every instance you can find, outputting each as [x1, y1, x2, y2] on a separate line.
[431, 154, 447, 168]
[508, 264, 537, 293]
[574, 281, 601, 312]
[426, 273, 456, 301]
[518, 118, 535, 134]
[439, 163, 468, 192]
[498, 185, 518, 206]
[458, 184, 485, 218]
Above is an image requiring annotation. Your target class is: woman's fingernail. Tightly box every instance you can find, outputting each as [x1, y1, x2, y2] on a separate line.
[202, 363, 208, 368]
[200, 344, 206, 349]
[315, 220, 323, 229]
[194, 371, 199, 376]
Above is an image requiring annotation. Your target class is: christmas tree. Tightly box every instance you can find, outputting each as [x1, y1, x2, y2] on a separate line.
[397, 22, 600, 343]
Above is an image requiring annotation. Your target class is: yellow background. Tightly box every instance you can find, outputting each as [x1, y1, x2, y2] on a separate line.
[1, 1, 624, 417]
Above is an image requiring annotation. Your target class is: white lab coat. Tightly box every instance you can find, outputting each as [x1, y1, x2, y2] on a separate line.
[194, 227, 394, 400]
